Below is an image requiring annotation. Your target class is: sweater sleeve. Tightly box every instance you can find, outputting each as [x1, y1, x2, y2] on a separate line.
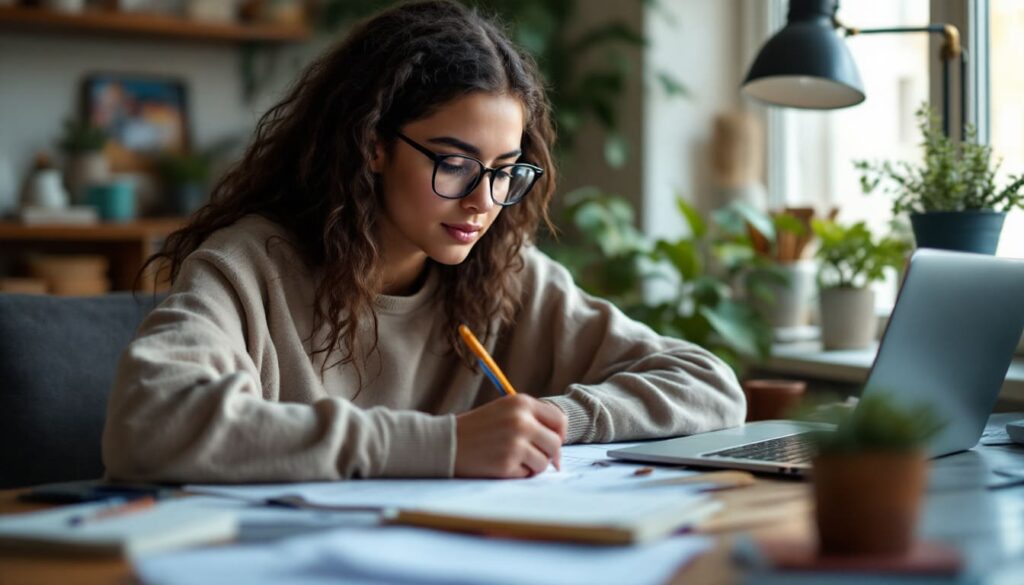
[503, 248, 746, 444]
[101, 251, 455, 483]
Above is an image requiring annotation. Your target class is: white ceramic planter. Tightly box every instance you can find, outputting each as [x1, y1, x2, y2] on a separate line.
[820, 287, 876, 350]
[756, 259, 817, 328]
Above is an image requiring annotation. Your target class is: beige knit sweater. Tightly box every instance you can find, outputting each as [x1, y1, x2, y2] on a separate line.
[102, 215, 744, 482]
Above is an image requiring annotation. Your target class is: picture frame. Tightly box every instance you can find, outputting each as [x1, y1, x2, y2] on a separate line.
[81, 73, 190, 171]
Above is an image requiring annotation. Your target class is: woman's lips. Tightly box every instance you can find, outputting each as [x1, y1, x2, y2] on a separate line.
[443, 223, 482, 244]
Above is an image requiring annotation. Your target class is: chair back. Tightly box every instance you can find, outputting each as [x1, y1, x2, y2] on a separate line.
[0, 293, 161, 489]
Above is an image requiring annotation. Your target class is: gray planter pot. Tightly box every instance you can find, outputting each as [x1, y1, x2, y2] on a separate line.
[820, 287, 876, 350]
[755, 259, 818, 328]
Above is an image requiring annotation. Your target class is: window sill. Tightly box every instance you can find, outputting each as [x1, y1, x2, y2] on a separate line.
[761, 341, 1024, 405]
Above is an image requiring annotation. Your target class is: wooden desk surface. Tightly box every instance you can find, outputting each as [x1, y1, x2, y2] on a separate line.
[0, 478, 811, 585]
[6, 436, 1023, 585]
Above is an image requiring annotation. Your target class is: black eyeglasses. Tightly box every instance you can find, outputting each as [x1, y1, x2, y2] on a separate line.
[396, 133, 543, 206]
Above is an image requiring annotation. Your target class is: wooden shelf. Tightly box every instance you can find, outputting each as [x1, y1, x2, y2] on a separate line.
[0, 218, 184, 242]
[0, 5, 310, 44]
[0, 218, 185, 292]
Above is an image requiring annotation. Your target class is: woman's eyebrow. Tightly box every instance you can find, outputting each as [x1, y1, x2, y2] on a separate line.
[427, 136, 522, 160]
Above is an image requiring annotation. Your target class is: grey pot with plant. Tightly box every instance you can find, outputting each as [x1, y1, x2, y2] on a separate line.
[808, 394, 943, 556]
[57, 118, 109, 204]
[856, 104, 1024, 255]
[812, 219, 909, 350]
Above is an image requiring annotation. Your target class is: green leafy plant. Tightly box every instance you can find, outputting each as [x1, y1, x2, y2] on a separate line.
[856, 104, 1024, 215]
[806, 393, 944, 456]
[812, 219, 909, 289]
[154, 138, 239, 188]
[542, 188, 783, 373]
[154, 151, 214, 188]
[57, 118, 107, 154]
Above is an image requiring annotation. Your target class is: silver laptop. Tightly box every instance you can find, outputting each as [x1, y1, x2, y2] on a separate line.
[609, 249, 1024, 476]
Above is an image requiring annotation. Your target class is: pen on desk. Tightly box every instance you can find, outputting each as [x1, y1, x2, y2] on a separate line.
[67, 496, 156, 526]
[458, 324, 517, 396]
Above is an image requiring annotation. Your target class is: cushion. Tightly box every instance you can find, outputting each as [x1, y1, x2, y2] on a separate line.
[0, 292, 161, 489]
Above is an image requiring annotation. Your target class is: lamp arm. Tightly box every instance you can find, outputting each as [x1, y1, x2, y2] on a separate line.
[832, 20, 966, 139]
[833, 21, 962, 60]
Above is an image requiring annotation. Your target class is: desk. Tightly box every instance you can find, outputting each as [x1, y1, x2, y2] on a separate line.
[2, 428, 1022, 585]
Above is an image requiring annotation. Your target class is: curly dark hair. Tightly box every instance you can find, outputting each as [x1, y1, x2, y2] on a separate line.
[144, 0, 557, 381]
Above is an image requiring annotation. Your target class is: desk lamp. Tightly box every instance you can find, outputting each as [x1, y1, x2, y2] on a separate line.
[741, 0, 966, 138]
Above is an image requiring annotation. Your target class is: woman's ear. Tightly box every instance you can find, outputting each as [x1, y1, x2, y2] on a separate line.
[369, 138, 386, 174]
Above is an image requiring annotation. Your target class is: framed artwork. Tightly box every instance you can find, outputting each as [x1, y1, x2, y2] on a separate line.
[81, 73, 190, 170]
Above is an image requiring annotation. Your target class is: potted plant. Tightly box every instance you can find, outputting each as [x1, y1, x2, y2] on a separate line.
[808, 394, 943, 556]
[57, 118, 109, 204]
[542, 188, 781, 373]
[155, 150, 212, 217]
[745, 208, 821, 330]
[856, 104, 1024, 254]
[812, 219, 909, 350]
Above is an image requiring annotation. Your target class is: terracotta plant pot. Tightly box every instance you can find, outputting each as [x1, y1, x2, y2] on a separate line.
[812, 450, 927, 556]
[743, 379, 806, 422]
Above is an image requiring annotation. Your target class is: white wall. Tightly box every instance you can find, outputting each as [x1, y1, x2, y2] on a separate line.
[642, 0, 743, 239]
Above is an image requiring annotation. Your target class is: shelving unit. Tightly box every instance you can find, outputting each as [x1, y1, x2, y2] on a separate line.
[0, 5, 310, 44]
[0, 219, 184, 292]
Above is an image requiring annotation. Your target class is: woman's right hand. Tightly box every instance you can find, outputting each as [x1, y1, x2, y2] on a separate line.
[453, 394, 567, 479]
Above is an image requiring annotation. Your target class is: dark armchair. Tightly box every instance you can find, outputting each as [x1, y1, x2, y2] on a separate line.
[0, 293, 161, 489]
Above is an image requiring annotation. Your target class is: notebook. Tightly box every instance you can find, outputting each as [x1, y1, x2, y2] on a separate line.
[0, 499, 238, 557]
[391, 488, 721, 545]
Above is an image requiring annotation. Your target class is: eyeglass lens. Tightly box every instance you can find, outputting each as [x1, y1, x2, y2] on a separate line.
[434, 155, 537, 204]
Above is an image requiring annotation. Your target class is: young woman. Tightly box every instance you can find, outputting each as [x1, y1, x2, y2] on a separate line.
[102, 0, 744, 483]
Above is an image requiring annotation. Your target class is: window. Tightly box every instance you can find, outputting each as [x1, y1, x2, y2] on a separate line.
[991, 0, 1024, 259]
[768, 0, 930, 308]
[776, 0, 930, 236]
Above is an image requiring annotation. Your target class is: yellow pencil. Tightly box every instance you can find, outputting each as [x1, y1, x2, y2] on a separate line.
[458, 324, 518, 396]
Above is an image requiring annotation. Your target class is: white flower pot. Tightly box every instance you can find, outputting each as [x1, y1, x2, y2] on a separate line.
[820, 287, 876, 350]
[24, 169, 69, 210]
[756, 259, 817, 328]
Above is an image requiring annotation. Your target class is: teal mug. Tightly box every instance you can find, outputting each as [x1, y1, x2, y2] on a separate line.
[87, 180, 135, 222]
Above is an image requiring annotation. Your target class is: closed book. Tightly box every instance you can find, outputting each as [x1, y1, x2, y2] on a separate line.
[0, 499, 237, 557]
[18, 205, 99, 225]
[392, 489, 721, 545]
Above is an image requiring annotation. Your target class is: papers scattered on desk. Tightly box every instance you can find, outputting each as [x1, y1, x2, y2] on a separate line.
[186, 442, 705, 512]
[184, 442, 717, 545]
[134, 524, 712, 585]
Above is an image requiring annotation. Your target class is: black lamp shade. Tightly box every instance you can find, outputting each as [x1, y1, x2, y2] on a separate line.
[742, 0, 865, 109]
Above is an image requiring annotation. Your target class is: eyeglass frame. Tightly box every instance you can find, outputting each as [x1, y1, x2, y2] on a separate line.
[395, 132, 543, 206]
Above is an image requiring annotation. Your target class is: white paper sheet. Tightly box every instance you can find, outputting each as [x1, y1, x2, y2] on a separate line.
[134, 524, 712, 585]
[185, 442, 703, 509]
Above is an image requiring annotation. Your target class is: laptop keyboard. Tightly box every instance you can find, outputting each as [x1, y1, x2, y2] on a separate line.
[704, 433, 816, 465]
